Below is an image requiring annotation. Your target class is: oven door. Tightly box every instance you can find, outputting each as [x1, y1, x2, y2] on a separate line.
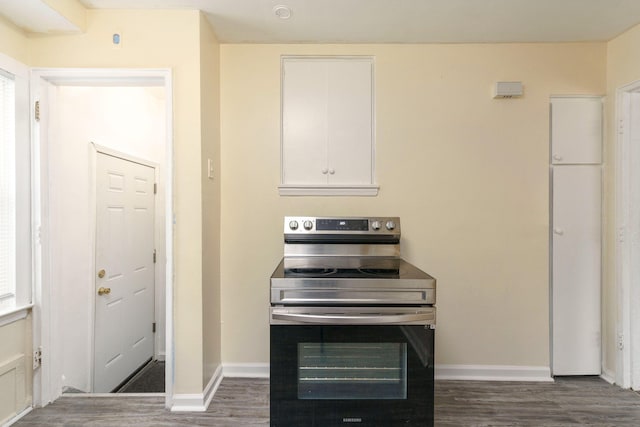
[270, 309, 434, 427]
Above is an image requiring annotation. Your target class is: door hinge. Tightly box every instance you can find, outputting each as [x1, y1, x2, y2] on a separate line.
[33, 347, 42, 370]
[153, 249, 156, 263]
[35, 100, 40, 122]
[154, 183, 157, 194]
[152, 322, 156, 333]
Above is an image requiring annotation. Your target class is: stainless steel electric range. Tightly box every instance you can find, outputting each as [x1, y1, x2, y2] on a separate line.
[270, 216, 436, 427]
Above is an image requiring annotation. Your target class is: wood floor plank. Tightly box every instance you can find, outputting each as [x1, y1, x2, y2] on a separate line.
[14, 377, 640, 426]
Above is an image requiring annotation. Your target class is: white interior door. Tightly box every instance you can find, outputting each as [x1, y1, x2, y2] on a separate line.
[552, 165, 601, 375]
[94, 152, 156, 392]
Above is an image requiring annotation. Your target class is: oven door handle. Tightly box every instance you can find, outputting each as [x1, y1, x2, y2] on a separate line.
[271, 311, 434, 325]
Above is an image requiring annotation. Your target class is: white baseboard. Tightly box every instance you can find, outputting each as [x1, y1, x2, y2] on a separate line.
[223, 363, 269, 378]
[600, 368, 615, 384]
[4, 407, 32, 427]
[156, 352, 166, 362]
[220, 363, 552, 382]
[170, 365, 223, 412]
[167, 362, 555, 413]
[435, 364, 553, 382]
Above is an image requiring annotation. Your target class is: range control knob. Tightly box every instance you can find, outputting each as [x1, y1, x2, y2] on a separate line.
[303, 220, 313, 230]
[371, 220, 381, 231]
[289, 220, 299, 230]
[385, 220, 396, 231]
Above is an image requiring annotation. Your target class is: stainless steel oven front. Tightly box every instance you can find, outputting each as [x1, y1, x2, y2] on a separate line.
[270, 217, 436, 427]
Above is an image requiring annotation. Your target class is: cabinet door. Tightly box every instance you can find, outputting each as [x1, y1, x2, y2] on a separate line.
[551, 97, 602, 164]
[282, 60, 328, 185]
[326, 60, 373, 185]
[552, 165, 601, 375]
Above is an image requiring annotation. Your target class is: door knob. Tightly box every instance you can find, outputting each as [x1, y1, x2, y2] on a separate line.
[98, 269, 105, 278]
[98, 287, 111, 296]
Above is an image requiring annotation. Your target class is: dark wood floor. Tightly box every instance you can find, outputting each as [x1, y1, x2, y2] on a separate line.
[14, 376, 640, 426]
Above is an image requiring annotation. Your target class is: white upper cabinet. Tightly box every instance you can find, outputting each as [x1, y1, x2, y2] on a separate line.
[550, 97, 602, 164]
[280, 57, 377, 196]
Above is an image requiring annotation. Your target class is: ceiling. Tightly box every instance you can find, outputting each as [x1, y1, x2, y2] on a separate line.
[3, 0, 640, 43]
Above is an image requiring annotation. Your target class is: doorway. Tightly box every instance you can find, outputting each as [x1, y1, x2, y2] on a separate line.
[615, 80, 640, 390]
[30, 69, 173, 406]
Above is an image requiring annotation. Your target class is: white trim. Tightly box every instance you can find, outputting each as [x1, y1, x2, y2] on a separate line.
[434, 364, 554, 382]
[615, 78, 640, 389]
[170, 365, 223, 412]
[278, 184, 379, 196]
[222, 363, 270, 378]
[601, 368, 616, 385]
[3, 406, 33, 427]
[0, 50, 32, 329]
[30, 68, 174, 408]
[0, 304, 32, 327]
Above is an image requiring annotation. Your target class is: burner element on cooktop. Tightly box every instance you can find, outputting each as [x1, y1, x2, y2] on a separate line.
[285, 268, 338, 277]
[358, 268, 400, 276]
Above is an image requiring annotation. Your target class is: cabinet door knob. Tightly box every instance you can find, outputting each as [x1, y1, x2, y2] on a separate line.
[553, 228, 564, 235]
[321, 168, 328, 174]
[329, 169, 335, 175]
[553, 154, 563, 161]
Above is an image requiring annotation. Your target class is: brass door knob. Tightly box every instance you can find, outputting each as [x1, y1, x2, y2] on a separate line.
[98, 269, 106, 278]
[98, 287, 111, 296]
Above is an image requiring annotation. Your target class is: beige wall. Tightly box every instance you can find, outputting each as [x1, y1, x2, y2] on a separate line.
[220, 43, 606, 367]
[604, 23, 640, 378]
[28, 9, 208, 395]
[0, 315, 33, 424]
[200, 13, 222, 386]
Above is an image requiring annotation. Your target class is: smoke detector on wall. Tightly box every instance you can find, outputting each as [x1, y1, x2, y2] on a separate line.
[494, 81, 523, 99]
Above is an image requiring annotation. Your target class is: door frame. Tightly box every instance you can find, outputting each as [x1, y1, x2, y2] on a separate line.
[91, 144, 160, 392]
[615, 79, 640, 389]
[30, 68, 174, 408]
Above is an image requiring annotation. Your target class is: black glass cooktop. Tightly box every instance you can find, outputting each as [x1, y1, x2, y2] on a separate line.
[284, 267, 401, 279]
[272, 257, 433, 283]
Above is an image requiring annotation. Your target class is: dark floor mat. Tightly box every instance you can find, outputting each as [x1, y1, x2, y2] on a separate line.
[117, 361, 165, 393]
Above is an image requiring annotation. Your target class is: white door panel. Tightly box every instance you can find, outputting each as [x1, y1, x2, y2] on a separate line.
[552, 165, 601, 375]
[551, 97, 602, 164]
[94, 152, 155, 392]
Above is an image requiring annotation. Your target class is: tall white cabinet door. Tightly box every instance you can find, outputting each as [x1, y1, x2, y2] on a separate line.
[282, 60, 328, 185]
[326, 60, 373, 185]
[551, 97, 602, 164]
[552, 165, 601, 375]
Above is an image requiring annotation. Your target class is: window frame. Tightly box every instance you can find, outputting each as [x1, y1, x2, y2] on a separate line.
[0, 51, 31, 319]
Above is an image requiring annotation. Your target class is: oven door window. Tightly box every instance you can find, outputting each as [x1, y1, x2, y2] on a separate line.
[297, 343, 407, 400]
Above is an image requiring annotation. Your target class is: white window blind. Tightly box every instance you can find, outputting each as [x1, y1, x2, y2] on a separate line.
[0, 70, 16, 311]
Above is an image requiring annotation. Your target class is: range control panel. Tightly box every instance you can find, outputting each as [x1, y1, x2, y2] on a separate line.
[284, 216, 400, 235]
